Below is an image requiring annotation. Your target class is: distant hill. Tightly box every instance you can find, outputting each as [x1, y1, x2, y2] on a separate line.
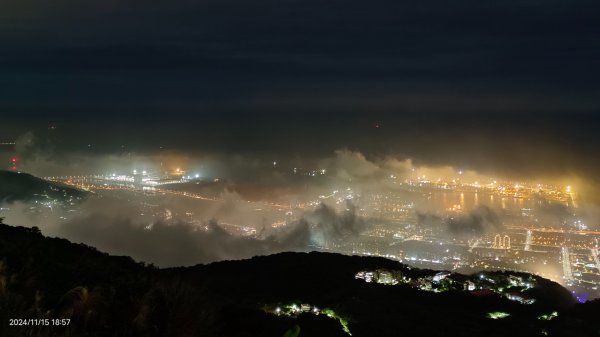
[0, 221, 598, 337]
[0, 170, 88, 203]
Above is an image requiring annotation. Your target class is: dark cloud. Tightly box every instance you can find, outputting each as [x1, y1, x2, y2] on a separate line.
[416, 205, 505, 238]
[0, 0, 598, 119]
[56, 216, 310, 267]
[306, 200, 366, 245]
[535, 201, 575, 227]
[0, 193, 368, 267]
[447, 205, 503, 237]
[416, 212, 444, 229]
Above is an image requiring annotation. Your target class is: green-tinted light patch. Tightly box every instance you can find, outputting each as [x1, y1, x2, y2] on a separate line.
[487, 312, 511, 319]
[265, 303, 352, 336]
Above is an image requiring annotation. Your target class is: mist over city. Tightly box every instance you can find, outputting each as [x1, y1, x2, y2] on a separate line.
[2, 122, 600, 295]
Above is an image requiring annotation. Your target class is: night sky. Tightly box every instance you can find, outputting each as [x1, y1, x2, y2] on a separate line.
[1, 0, 600, 195]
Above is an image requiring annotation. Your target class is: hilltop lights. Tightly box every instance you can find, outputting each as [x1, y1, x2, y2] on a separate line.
[265, 303, 352, 336]
[487, 312, 510, 320]
[538, 312, 559, 321]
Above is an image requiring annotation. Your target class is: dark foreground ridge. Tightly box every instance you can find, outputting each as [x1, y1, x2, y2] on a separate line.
[0, 170, 88, 203]
[0, 222, 598, 337]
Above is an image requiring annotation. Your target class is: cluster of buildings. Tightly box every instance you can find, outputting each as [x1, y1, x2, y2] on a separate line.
[355, 268, 537, 305]
[311, 178, 599, 300]
[493, 235, 511, 249]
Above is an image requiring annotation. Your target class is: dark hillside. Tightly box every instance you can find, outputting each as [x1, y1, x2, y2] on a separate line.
[0, 170, 88, 203]
[0, 221, 597, 337]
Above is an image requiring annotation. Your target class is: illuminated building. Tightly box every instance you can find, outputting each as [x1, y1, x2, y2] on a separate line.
[494, 235, 502, 249]
[493, 234, 511, 249]
[432, 272, 451, 283]
[355, 270, 403, 285]
[505, 292, 535, 304]
[503, 235, 511, 249]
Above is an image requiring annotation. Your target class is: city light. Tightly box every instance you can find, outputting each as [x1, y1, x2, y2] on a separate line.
[487, 312, 510, 320]
[13, 156, 600, 302]
[2, 2, 599, 336]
